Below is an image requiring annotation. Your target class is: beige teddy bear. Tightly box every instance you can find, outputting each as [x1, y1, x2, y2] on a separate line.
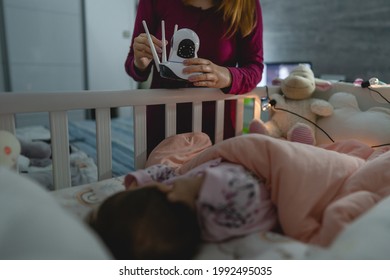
[249, 64, 334, 145]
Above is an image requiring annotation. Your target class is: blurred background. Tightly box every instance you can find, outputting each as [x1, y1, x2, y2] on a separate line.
[1, 0, 389, 124]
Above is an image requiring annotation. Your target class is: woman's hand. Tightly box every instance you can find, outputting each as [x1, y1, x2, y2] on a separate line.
[183, 58, 232, 89]
[132, 33, 165, 71]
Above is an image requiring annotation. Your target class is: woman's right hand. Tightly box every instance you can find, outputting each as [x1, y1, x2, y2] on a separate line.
[132, 33, 165, 71]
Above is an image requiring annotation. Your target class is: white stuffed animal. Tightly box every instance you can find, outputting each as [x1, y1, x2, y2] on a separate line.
[250, 64, 333, 145]
[0, 130, 21, 170]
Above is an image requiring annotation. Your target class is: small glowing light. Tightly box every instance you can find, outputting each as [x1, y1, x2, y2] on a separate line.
[262, 102, 271, 111]
[369, 77, 389, 88]
[369, 77, 380, 85]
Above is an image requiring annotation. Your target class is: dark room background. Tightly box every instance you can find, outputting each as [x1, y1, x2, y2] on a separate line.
[1, 0, 389, 93]
[261, 0, 390, 82]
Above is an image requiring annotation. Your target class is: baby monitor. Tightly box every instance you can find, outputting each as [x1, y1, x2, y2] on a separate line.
[142, 20, 200, 81]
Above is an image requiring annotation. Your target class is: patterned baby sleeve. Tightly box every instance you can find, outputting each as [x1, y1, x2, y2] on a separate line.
[197, 163, 267, 242]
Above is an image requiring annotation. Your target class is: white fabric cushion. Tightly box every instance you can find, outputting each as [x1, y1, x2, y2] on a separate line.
[0, 167, 111, 259]
[316, 92, 390, 146]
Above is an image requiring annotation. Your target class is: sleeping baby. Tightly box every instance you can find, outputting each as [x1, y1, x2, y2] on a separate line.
[88, 158, 277, 260]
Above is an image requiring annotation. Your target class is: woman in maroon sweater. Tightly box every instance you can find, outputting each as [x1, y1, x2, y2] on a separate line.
[125, 0, 264, 154]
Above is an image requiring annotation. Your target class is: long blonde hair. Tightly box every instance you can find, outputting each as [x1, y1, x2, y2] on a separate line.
[182, 0, 257, 38]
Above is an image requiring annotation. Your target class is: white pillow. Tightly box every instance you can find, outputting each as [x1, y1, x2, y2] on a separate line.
[316, 92, 390, 146]
[0, 168, 112, 260]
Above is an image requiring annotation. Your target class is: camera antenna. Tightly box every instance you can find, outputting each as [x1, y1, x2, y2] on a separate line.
[142, 20, 160, 72]
[161, 20, 167, 63]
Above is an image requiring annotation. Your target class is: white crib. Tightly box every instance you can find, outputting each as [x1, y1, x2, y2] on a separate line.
[0, 87, 269, 189]
[2, 82, 390, 261]
[1, 83, 389, 189]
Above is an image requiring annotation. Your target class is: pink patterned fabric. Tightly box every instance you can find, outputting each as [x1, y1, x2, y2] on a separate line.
[125, 156, 277, 242]
[179, 134, 390, 246]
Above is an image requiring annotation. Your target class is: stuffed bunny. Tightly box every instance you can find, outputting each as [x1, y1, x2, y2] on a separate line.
[249, 64, 333, 145]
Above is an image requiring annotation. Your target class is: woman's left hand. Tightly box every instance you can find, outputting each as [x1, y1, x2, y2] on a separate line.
[183, 58, 232, 89]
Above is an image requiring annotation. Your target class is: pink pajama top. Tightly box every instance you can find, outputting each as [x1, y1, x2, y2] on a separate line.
[124, 159, 277, 242]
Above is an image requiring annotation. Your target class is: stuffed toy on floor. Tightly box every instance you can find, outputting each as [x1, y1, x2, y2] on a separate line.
[19, 138, 52, 168]
[249, 64, 334, 145]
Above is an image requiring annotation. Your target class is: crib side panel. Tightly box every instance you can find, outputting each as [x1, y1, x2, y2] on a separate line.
[0, 88, 266, 189]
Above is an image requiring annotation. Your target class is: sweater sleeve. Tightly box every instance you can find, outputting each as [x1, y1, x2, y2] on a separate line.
[196, 162, 277, 242]
[124, 0, 155, 81]
[225, 0, 264, 94]
[124, 164, 177, 189]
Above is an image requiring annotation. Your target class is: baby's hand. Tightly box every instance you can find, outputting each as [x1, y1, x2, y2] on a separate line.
[123, 175, 139, 190]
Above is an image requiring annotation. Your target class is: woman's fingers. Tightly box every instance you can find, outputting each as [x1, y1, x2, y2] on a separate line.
[183, 58, 231, 88]
[133, 33, 167, 70]
[133, 35, 157, 57]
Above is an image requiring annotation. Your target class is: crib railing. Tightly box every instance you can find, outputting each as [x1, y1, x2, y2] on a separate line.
[2, 83, 390, 189]
[0, 87, 270, 189]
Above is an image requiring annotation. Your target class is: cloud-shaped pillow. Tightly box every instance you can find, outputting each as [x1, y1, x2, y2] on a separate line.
[316, 92, 390, 147]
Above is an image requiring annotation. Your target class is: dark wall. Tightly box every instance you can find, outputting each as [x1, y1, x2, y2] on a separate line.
[261, 0, 390, 82]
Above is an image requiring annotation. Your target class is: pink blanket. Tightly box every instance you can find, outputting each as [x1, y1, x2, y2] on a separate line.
[148, 133, 390, 246]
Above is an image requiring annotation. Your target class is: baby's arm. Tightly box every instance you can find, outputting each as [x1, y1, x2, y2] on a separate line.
[196, 162, 277, 242]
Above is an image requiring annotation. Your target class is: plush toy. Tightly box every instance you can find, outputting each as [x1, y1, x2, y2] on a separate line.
[0, 130, 21, 170]
[18, 138, 52, 167]
[0, 130, 53, 171]
[316, 92, 390, 146]
[249, 64, 333, 145]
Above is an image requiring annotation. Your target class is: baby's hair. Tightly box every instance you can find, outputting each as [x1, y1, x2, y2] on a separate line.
[89, 186, 201, 260]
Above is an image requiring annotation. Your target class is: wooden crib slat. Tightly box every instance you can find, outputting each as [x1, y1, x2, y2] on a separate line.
[0, 114, 16, 134]
[133, 105, 147, 170]
[50, 111, 71, 189]
[253, 97, 261, 121]
[235, 99, 244, 136]
[192, 101, 202, 132]
[214, 100, 224, 143]
[165, 103, 176, 138]
[95, 108, 112, 180]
